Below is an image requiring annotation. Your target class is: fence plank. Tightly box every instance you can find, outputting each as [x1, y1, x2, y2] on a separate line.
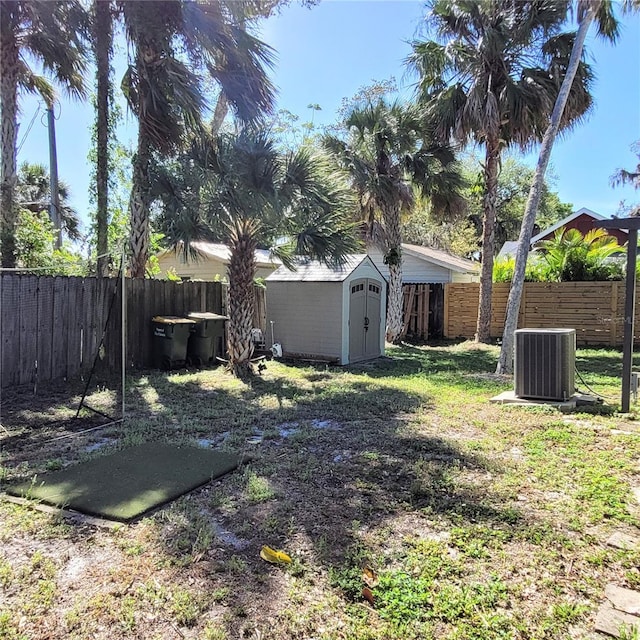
[1, 276, 19, 387]
[51, 277, 69, 380]
[36, 277, 54, 384]
[444, 281, 639, 347]
[17, 276, 38, 386]
[402, 286, 415, 336]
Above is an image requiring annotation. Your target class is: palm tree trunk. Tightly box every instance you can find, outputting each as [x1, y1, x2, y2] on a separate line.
[211, 93, 228, 136]
[0, 32, 19, 269]
[95, 0, 112, 277]
[496, 4, 597, 374]
[386, 261, 404, 342]
[227, 230, 257, 377]
[383, 204, 404, 343]
[476, 132, 500, 343]
[129, 135, 151, 278]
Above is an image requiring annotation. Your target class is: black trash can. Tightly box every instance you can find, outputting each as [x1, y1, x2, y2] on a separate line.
[151, 316, 196, 370]
[187, 312, 229, 365]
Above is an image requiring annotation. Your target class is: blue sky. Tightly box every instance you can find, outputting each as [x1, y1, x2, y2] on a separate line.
[16, 0, 640, 236]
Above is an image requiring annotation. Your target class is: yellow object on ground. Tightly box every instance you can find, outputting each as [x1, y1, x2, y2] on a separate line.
[260, 545, 292, 564]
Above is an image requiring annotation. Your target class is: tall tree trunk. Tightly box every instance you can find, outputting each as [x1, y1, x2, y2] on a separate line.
[476, 132, 501, 343]
[211, 93, 228, 136]
[496, 5, 597, 374]
[0, 32, 19, 269]
[128, 135, 151, 278]
[227, 230, 257, 377]
[382, 203, 404, 343]
[95, 0, 112, 277]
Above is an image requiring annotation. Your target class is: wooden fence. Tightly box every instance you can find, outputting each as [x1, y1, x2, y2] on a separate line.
[0, 275, 226, 389]
[401, 283, 445, 340]
[443, 281, 631, 346]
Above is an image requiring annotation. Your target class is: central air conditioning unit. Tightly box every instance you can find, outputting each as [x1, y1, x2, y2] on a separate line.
[514, 328, 576, 401]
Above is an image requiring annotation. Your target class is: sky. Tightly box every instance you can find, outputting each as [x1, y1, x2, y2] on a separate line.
[16, 0, 640, 237]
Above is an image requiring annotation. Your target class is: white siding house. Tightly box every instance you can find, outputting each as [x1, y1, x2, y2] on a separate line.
[266, 255, 386, 365]
[367, 244, 479, 284]
[156, 242, 281, 281]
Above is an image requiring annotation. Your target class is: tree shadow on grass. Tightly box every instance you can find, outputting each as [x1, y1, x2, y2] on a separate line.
[575, 348, 623, 378]
[347, 343, 500, 379]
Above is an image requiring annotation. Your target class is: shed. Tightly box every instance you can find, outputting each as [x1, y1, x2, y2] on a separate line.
[265, 255, 386, 365]
[368, 243, 479, 283]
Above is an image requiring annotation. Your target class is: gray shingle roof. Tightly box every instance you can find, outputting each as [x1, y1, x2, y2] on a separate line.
[266, 254, 373, 282]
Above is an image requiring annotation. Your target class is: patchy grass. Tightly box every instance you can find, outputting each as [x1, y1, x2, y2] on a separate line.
[0, 342, 639, 639]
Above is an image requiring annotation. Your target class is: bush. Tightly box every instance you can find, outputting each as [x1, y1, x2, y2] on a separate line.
[493, 229, 625, 283]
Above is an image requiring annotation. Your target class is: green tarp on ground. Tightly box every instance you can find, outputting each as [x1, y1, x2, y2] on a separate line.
[5, 442, 240, 522]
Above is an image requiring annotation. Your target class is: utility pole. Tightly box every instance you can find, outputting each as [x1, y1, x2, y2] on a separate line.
[47, 101, 62, 249]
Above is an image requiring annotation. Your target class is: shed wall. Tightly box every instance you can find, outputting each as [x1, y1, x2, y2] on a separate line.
[367, 247, 454, 283]
[266, 282, 343, 360]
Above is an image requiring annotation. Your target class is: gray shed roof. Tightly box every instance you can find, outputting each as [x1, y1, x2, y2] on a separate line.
[266, 254, 378, 282]
[402, 244, 479, 273]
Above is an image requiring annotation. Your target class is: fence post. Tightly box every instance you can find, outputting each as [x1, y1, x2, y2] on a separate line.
[611, 282, 618, 346]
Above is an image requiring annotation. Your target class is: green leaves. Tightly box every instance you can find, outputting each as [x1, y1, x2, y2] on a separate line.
[408, 0, 597, 150]
[538, 227, 624, 282]
[324, 98, 466, 248]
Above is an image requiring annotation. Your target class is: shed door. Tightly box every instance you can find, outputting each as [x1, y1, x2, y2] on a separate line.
[349, 278, 382, 362]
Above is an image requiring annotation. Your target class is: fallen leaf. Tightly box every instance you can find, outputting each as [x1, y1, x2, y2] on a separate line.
[362, 565, 379, 588]
[260, 545, 292, 565]
[362, 587, 375, 606]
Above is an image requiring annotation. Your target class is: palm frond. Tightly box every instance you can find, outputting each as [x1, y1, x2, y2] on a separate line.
[181, 0, 276, 123]
[17, 66, 55, 104]
[21, 0, 89, 100]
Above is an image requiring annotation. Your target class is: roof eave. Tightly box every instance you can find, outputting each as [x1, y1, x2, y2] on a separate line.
[401, 245, 479, 274]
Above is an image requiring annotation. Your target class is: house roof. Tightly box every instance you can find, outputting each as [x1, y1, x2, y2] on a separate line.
[529, 207, 623, 244]
[401, 243, 479, 273]
[159, 242, 281, 268]
[497, 241, 519, 259]
[266, 254, 382, 282]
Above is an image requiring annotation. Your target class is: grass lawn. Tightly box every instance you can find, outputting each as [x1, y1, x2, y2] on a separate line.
[1, 341, 639, 640]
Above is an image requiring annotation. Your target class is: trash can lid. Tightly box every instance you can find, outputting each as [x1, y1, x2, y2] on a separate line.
[151, 316, 197, 324]
[187, 312, 229, 321]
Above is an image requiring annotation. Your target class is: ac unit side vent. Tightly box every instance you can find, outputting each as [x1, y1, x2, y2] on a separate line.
[514, 329, 576, 401]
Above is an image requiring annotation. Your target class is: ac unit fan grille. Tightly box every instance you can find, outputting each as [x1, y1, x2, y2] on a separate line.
[514, 329, 576, 401]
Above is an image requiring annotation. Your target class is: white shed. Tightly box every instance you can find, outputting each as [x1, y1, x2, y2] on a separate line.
[368, 243, 479, 283]
[265, 255, 386, 365]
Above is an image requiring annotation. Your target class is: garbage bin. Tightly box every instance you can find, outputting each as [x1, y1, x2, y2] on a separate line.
[151, 316, 196, 370]
[187, 312, 229, 365]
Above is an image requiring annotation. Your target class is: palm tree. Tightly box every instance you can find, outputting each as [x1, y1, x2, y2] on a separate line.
[538, 227, 623, 281]
[120, 0, 276, 278]
[16, 161, 81, 241]
[497, 0, 622, 374]
[92, 0, 113, 276]
[408, 0, 593, 342]
[323, 99, 465, 343]
[0, 0, 87, 268]
[160, 131, 360, 376]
